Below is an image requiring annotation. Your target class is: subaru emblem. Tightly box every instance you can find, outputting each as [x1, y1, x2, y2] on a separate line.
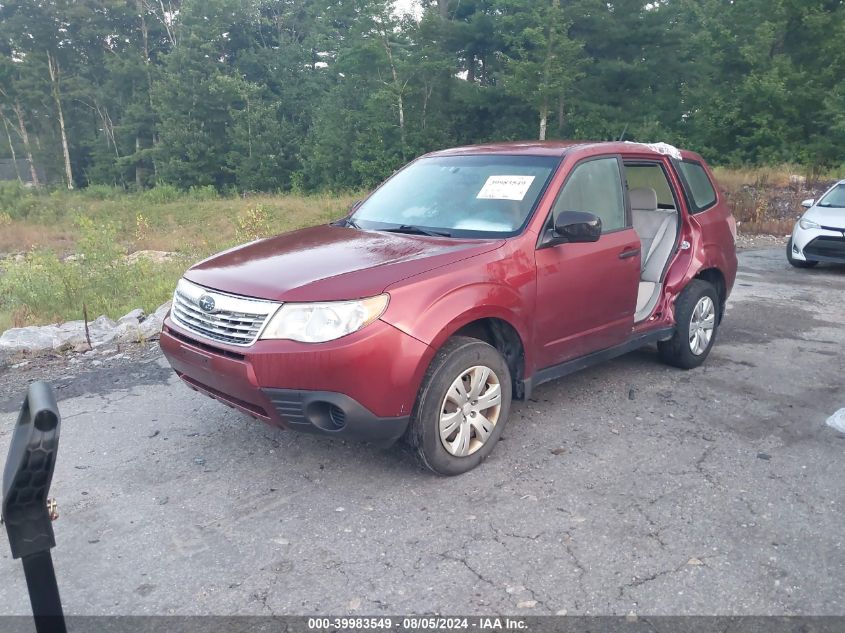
[198, 294, 216, 313]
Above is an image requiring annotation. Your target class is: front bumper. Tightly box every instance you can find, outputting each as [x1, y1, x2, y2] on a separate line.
[160, 316, 432, 446]
[261, 389, 408, 446]
[791, 225, 845, 263]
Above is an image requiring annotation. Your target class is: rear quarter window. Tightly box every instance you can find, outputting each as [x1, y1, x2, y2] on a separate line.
[677, 160, 718, 213]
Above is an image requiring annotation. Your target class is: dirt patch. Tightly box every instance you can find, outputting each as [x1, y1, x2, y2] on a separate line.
[725, 180, 836, 235]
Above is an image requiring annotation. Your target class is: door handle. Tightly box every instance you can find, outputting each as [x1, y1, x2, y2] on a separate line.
[618, 247, 640, 260]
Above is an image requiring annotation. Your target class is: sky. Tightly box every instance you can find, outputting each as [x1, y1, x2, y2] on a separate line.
[393, 0, 423, 18]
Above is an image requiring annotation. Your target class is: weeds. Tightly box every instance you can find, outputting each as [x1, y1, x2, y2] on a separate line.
[79, 184, 125, 201]
[0, 216, 167, 329]
[137, 183, 181, 205]
[0, 184, 360, 329]
[234, 204, 272, 243]
[135, 213, 151, 245]
[187, 185, 219, 201]
[712, 164, 844, 191]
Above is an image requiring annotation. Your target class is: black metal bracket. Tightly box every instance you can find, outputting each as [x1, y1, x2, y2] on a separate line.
[2, 382, 66, 633]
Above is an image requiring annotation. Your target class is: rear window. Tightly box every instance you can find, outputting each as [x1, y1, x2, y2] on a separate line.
[677, 160, 717, 213]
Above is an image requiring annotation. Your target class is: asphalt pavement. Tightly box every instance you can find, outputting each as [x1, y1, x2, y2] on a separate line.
[0, 248, 843, 616]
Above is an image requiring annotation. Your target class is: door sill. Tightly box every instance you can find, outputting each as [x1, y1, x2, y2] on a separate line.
[521, 326, 675, 399]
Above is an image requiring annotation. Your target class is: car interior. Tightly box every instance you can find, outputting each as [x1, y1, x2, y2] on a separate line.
[626, 164, 681, 322]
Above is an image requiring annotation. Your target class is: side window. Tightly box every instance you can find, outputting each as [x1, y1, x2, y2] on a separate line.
[625, 164, 675, 208]
[677, 160, 717, 213]
[552, 157, 627, 233]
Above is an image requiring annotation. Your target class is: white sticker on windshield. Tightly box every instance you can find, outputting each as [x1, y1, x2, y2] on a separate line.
[476, 175, 536, 201]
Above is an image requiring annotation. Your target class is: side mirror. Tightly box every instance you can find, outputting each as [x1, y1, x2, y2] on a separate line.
[553, 211, 602, 243]
[801, 199, 815, 209]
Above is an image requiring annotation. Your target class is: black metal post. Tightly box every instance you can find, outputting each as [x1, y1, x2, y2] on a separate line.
[3, 382, 67, 633]
[21, 550, 66, 633]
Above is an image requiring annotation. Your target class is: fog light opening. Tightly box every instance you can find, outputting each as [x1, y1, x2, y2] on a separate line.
[305, 401, 348, 432]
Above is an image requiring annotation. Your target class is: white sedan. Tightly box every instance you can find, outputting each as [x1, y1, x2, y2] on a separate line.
[788, 179, 845, 268]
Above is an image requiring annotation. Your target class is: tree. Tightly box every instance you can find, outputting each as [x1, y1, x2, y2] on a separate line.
[0, 0, 91, 188]
[0, 54, 40, 185]
[496, 0, 585, 140]
[0, 0, 842, 193]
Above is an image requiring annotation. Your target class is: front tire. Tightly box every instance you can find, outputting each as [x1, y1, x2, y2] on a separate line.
[658, 279, 720, 370]
[787, 238, 818, 268]
[408, 336, 512, 476]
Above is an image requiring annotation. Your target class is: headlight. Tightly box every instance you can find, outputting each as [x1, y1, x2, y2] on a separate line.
[799, 217, 820, 230]
[260, 294, 389, 343]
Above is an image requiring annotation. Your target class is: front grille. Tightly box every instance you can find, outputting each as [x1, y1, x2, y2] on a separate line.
[804, 235, 845, 261]
[170, 279, 281, 347]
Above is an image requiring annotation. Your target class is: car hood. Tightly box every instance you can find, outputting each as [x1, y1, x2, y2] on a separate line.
[806, 206, 845, 229]
[184, 224, 503, 302]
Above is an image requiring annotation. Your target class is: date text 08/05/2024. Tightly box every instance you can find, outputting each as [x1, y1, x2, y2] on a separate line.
[307, 616, 529, 630]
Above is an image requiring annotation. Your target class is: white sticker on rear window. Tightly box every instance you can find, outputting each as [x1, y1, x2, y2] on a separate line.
[476, 175, 536, 201]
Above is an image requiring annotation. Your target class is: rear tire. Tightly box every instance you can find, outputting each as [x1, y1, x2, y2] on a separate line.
[408, 336, 512, 476]
[787, 238, 818, 268]
[658, 279, 720, 370]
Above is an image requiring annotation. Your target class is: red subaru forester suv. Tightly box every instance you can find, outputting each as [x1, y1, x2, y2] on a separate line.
[160, 141, 737, 475]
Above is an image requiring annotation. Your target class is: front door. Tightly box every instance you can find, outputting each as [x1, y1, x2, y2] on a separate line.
[534, 156, 642, 368]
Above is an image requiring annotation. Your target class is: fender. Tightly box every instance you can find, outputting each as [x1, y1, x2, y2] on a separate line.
[384, 283, 533, 357]
[382, 284, 533, 406]
[698, 242, 737, 297]
[380, 243, 537, 388]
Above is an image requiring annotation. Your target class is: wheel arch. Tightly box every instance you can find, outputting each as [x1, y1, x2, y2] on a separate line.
[404, 306, 529, 401]
[448, 317, 529, 400]
[694, 267, 727, 322]
[384, 279, 535, 401]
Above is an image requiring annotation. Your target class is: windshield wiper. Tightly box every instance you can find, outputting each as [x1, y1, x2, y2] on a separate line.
[818, 203, 845, 208]
[380, 224, 452, 238]
[335, 216, 362, 229]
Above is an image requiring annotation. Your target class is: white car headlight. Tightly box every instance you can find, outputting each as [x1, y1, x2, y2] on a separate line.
[799, 217, 820, 230]
[260, 294, 389, 343]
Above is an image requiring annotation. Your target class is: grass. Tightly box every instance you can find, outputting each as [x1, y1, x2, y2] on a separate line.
[711, 164, 843, 190]
[0, 184, 361, 331]
[712, 165, 844, 235]
[1, 164, 844, 332]
[0, 184, 360, 255]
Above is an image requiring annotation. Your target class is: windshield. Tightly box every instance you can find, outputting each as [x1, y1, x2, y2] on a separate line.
[351, 154, 560, 237]
[818, 184, 845, 208]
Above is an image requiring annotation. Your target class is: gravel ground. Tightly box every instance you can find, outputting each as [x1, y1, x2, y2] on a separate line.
[0, 248, 843, 617]
[734, 233, 790, 251]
